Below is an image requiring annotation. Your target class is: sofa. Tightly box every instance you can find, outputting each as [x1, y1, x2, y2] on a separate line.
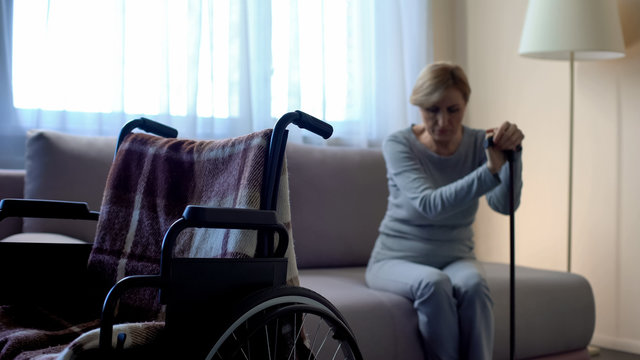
[0, 129, 596, 359]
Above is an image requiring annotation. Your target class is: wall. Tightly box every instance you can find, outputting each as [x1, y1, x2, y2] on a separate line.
[432, 0, 640, 354]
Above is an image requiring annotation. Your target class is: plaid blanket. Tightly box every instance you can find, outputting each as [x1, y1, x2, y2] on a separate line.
[0, 129, 299, 359]
[0, 306, 99, 360]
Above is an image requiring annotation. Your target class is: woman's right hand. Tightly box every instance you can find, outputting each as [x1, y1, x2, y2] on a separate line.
[485, 136, 506, 174]
[485, 122, 524, 174]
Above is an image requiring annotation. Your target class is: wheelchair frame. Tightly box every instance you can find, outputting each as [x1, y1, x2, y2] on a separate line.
[0, 112, 362, 360]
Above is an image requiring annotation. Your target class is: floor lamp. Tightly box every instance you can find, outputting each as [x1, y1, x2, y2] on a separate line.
[518, 0, 625, 273]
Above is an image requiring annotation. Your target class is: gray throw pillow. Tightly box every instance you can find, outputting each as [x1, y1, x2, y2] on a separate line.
[23, 130, 116, 242]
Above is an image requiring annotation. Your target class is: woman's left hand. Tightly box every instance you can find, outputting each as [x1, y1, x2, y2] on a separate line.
[492, 122, 524, 151]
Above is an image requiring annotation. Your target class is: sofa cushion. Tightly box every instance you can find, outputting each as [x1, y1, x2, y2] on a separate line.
[299, 267, 424, 360]
[1, 232, 88, 244]
[286, 143, 388, 268]
[484, 263, 595, 360]
[23, 130, 116, 242]
[299, 263, 595, 360]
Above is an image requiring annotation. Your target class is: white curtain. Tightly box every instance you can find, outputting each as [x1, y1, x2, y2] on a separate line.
[1, 0, 432, 168]
[0, 0, 24, 169]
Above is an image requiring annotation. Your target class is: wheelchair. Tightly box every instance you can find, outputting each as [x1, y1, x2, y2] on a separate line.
[0, 111, 362, 360]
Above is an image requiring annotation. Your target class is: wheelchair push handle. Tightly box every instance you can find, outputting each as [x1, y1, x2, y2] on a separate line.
[275, 110, 333, 140]
[137, 117, 179, 139]
[116, 117, 179, 156]
[292, 110, 333, 139]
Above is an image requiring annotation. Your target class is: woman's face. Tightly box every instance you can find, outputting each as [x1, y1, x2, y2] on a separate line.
[419, 87, 466, 145]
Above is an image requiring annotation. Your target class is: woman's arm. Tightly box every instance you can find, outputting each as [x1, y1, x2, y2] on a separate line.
[484, 122, 525, 215]
[485, 150, 523, 215]
[383, 136, 501, 220]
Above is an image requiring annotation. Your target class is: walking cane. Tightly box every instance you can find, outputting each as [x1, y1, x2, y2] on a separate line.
[485, 135, 519, 360]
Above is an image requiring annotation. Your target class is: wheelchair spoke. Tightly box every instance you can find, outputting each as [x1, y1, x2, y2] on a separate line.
[207, 289, 361, 360]
[265, 326, 272, 360]
[287, 313, 308, 360]
[232, 333, 250, 360]
[308, 321, 322, 360]
[274, 318, 279, 359]
[314, 327, 332, 357]
[214, 315, 356, 360]
[332, 343, 342, 360]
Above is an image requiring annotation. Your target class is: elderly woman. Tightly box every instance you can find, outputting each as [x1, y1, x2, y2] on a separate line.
[366, 62, 524, 360]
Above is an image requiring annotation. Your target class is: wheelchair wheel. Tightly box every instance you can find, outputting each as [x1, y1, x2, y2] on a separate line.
[206, 286, 362, 360]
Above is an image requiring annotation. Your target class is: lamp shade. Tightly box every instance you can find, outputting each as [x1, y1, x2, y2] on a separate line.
[519, 0, 625, 61]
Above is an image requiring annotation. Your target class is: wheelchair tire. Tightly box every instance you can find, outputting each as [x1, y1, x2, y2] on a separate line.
[205, 286, 362, 360]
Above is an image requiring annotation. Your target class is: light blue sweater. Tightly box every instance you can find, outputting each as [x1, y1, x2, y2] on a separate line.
[369, 125, 522, 269]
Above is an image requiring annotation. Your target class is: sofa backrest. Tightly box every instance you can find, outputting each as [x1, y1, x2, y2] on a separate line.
[20, 130, 390, 268]
[286, 143, 388, 269]
[23, 130, 116, 242]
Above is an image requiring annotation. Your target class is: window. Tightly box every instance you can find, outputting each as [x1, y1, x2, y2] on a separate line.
[10, 0, 430, 144]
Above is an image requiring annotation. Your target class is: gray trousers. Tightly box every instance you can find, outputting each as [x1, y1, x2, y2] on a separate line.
[365, 258, 494, 360]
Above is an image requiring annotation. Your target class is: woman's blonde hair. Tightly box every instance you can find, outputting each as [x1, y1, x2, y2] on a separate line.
[409, 62, 471, 108]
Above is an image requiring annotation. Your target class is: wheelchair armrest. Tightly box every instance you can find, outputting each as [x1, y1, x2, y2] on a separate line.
[182, 206, 288, 257]
[0, 198, 100, 222]
[182, 206, 281, 228]
[0, 241, 96, 306]
[160, 207, 288, 278]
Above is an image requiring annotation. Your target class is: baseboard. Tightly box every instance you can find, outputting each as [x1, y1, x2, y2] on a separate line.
[591, 334, 640, 355]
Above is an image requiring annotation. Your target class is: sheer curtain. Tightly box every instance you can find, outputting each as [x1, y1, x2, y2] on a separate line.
[1, 0, 432, 168]
[0, 0, 23, 169]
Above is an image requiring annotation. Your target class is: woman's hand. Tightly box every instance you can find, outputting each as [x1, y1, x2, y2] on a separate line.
[493, 122, 524, 151]
[485, 122, 524, 174]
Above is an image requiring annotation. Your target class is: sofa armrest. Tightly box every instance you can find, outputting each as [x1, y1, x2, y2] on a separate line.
[0, 169, 25, 198]
[0, 169, 25, 240]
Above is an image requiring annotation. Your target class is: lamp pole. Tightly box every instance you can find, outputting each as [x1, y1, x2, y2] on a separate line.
[568, 51, 574, 273]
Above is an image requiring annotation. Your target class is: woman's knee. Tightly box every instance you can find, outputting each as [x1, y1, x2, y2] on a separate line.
[453, 272, 491, 302]
[413, 271, 453, 300]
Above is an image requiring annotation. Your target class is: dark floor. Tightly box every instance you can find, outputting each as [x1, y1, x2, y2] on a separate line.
[594, 348, 640, 360]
